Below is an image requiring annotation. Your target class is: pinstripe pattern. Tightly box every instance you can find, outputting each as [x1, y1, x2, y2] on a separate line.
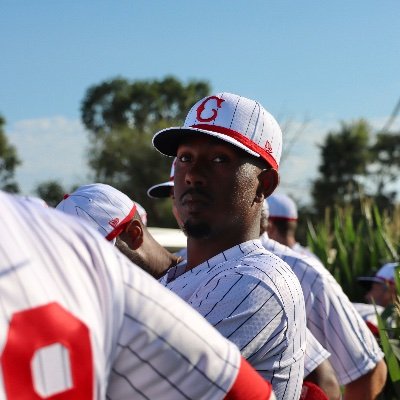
[0, 192, 245, 400]
[161, 239, 307, 400]
[304, 329, 331, 377]
[260, 233, 384, 385]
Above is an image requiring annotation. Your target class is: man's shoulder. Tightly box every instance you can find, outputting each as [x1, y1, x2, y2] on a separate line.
[261, 235, 328, 276]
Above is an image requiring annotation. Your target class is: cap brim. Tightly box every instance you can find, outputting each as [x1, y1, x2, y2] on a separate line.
[147, 182, 174, 199]
[152, 126, 260, 159]
[357, 277, 383, 284]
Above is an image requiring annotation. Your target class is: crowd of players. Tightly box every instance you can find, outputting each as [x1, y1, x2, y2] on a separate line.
[1, 92, 395, 399]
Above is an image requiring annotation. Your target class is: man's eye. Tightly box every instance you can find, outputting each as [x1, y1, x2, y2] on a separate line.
[213, 155, 228, 163]
[178, 154, 190, 162]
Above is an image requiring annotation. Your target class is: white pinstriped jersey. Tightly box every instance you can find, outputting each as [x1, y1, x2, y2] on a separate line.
[171, 247, 329, 378]
[304, 328, 331, 378]
[0, 191, 274, 400]
[160, 239, 307, 400]
[291, 243, 321, 262]
[260, 233, 384, 385]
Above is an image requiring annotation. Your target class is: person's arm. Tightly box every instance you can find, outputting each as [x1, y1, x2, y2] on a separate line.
[305, 359, 341, 400]
[343, 359, 387, 400]
[116, 222, 181, 278]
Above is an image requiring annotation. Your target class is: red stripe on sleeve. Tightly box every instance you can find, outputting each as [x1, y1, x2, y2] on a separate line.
[224, 357, 274, 400]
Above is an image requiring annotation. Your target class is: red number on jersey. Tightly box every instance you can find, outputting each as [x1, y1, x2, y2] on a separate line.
[1, 302, 93, 399]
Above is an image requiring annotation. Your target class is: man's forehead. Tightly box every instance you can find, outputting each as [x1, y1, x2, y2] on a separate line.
[177, 134, 245, 155]
[178, 133, 226, 146]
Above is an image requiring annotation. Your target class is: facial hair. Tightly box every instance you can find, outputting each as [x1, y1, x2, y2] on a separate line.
[183, 221, 212, 239]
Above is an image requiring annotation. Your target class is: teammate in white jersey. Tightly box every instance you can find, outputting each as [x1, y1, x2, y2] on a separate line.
[56, 182, 180, 278]
[152, 92, 307, 400]
[266, 193, 319, 261]
[259, 207, 387, 400]
[0, 190, 277, 400]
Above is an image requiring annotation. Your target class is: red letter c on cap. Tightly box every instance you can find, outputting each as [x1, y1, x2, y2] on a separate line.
[196, 96, 225, 122]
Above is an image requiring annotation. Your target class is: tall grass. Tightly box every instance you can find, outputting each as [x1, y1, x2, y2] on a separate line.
[307, 201, 400, 398]
[307, 201, 399, 302]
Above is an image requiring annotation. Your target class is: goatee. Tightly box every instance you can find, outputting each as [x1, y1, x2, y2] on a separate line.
[183, 221, 211, 239]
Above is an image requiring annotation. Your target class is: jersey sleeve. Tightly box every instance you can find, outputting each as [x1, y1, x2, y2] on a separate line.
[308, 274, 384, 385]
[304, 328, 331, 378]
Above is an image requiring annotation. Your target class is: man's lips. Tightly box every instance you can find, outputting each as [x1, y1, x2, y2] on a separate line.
[180, 189, 212, 206]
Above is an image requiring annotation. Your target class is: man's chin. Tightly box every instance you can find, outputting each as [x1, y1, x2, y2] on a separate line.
[183, 221, 212, 239]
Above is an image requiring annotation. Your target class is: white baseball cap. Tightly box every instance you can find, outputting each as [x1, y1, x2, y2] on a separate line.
[358, 262, 399, 285]
[267, 193, 298, 221]
[147, 158, 176, 199]
[152, 92, 282, 170]
[56, 183, 137, 244]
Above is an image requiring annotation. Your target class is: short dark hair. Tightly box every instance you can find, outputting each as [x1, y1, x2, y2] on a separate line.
[269, 218, 297, 237]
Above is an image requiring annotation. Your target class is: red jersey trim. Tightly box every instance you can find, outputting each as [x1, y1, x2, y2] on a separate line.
[224, 357, 273, 400]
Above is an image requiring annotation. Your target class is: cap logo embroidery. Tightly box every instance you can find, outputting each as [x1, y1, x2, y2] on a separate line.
[264, 140, 273, 153]
[109, 218, 119, 228]
[196, 96, 225, 123]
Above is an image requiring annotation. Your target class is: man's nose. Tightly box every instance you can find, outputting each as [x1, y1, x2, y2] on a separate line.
[184, 161, 207, 186]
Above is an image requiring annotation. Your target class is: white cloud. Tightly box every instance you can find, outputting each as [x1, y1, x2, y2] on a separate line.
[7, 116, 91, 194]
[278, 116, 400, 205]
[278, 118, 340, 205]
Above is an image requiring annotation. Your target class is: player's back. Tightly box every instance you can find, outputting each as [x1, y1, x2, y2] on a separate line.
[0, 192, 275, 399]
[0, 191, 123, 397]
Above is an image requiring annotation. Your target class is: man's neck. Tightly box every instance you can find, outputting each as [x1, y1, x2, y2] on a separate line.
[185, 230, 259, 271]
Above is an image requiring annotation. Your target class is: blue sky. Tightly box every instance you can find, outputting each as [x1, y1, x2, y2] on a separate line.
[1, 1, 399, 205]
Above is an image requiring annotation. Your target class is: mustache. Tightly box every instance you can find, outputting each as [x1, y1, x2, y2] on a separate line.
[179, 188, 212, 202]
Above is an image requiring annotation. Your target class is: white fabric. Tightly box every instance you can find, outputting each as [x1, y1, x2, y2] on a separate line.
[170, 246, 328, 379]
[134, 201, 147, 226]
[56, 183, 135, 241]
[352, 302, 384, 328]
[261, 233, 384, 386]
[292, 242, 321, 262]
[304, 329, 331, 378]
[153, 92, 283, 170]
[267, 193, 298, 220]
[0, 191, 245, 400]
[160, 239, 306, 400]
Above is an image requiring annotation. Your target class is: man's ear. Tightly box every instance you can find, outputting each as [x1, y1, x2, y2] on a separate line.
[257, 169, 279, 200]
[125, 219, 144, 250]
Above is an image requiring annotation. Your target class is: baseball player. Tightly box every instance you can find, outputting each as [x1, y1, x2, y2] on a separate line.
[152, 92, 307, 400]
[0, 190, 276, 399]
[357, 261, 399, 308]
[149, 164, 338, 400]
[56, 183, 180, 278]
[266, 193, 319, 260]
[259, 208, 387, 400]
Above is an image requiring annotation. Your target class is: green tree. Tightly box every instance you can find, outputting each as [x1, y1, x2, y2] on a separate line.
[0, 115, 21, 193]
[34, 180, 67, 207]
[311, 120, 371, 215]
[369, 131, 400, 210]
[81, 76, 211, 227]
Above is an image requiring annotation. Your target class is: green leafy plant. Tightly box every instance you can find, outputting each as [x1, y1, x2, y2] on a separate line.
[307, 201, 399, 302]
[307, 200, 400, 398]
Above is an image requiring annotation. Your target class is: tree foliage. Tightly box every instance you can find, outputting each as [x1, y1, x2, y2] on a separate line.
[369, 132, 400, 208]
[81, 76, 210, 135]
[34, 180, 68, 207]
[80, 76, 211, 227]
[311, 120, 400, 216]
[0, 115, 21, 193]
